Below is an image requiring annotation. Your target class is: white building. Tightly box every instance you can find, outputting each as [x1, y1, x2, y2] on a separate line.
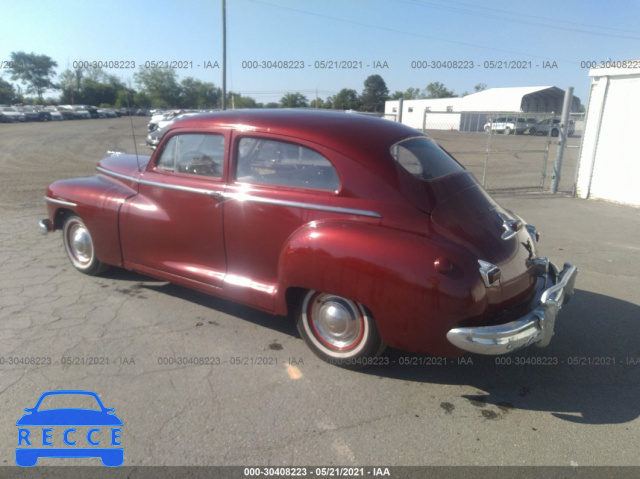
[385, 86, 580, 131]
[575, 62, 640, 206]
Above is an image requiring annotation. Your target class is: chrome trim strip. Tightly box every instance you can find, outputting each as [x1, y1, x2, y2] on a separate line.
[225, 194, 382, 218]
[44, 196, 77, 207]
[94, 168, 381, 217]
[138, 178, 220, 197]
[96, 166, 137, 182]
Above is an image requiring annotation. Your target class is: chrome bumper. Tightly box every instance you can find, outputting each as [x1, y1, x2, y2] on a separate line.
[446, 259, 578, 355]
[38, 219, 53, 235]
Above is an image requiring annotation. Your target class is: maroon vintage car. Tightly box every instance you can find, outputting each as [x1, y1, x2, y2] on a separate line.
[39, 110, 577, 367]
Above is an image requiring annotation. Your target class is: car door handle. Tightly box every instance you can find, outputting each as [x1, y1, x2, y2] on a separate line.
[207, 191, 231, 208]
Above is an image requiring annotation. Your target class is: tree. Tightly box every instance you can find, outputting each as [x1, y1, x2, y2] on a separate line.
[359, 75, 389, 112]
[81, 79, 117, 106]
[134, 66, 181, 108]
[180, 77, 220, 109]
[309, 98, 327, 109]
[332, 88, 360, 110]
[474, 83, 487, 92]
[280, 92, 309, 108]
[7, 51, 58, 102]
[0, 77, 16, 104]
[227, 92, 258, 109]
[390, 87, 423, 100]
[424, 82, 455, 98]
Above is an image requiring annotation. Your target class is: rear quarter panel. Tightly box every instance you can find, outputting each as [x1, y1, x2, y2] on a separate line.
[277, 221, 487, 357]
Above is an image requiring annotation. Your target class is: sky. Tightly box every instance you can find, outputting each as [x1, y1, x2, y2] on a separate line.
[2, 0, 639, 106]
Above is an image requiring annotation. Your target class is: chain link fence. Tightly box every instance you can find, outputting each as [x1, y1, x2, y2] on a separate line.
[420, 111, 584, 194]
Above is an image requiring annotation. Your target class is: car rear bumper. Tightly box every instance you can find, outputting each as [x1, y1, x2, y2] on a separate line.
[446, 258, 578, 355]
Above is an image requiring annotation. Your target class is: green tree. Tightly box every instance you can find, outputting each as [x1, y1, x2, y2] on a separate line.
[425, 82, 455, 98]
[474, 83, 487, 92]
[7, 51, 58, 102]
[390, 87, 423, 100]
[359, 75, 389, 112]
[227, 92, 258, 109]
[309, 98, 327, 109]
[280, 92, 309, 108]
[332, 88, 360, 110]
[0, 77, 16, 104]
[81, 79, 117, 106]
[134, 66, 181, 108]
[180, 77, 221, 108]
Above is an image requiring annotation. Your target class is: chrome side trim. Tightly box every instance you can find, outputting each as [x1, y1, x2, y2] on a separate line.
[96, 166, 138, 182]
[93, 168, 381, 218]
[138, 178, 222, 197]
[225, 194, 382, 218]
[44, 196, 77, 207]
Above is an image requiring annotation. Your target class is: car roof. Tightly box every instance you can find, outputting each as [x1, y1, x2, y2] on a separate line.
[170, 109, 422, 176]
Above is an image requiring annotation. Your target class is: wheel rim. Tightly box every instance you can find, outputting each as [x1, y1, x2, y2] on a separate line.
[65, 219, 94, 268]
[307, 293, 365, 351]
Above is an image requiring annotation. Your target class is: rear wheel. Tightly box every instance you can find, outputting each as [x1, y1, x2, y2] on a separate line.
[296, 290, 385, 368]
[62, 215, 109, 275]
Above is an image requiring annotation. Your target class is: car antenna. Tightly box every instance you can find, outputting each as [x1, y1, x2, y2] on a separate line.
[124, 89, 141, 171]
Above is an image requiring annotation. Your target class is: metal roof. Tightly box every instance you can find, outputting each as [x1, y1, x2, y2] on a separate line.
[460, 86, 577, 112]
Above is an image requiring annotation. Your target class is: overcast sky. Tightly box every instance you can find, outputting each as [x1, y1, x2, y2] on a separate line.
[2, 0, 639, 105]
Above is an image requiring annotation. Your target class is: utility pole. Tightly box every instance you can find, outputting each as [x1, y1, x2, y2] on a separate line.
[221, 0, 227, 110]
[550, 87, 574, 193]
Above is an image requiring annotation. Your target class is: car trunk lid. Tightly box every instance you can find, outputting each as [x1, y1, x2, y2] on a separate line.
[428, 171, 538, 305]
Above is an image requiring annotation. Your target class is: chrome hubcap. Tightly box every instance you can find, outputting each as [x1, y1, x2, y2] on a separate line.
[309, 294, 364, 350]
[67, 222, 93, 266]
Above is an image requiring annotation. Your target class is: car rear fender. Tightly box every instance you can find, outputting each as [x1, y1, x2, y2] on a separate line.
[46, 175, 137, 268]
[276, 221, 487, 355]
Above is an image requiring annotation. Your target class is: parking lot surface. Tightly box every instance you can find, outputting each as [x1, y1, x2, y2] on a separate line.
[1, 119, 639, 470]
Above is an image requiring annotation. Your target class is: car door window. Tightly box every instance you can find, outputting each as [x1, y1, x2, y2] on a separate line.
[157, 133, 224, 177]
[236, 137, 340, 191]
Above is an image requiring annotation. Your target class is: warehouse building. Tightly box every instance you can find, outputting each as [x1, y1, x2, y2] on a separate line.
[576, 62, 640, 206]
[385, 86, 581, 131]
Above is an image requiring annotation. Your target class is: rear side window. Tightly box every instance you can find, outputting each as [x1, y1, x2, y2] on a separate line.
[390, 137, 464, 180]
[236, 137, 340, 191]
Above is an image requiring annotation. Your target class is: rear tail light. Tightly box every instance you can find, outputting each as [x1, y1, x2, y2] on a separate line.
[478, 260, 501, 287]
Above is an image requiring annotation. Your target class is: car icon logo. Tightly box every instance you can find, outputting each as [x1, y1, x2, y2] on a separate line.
[16, 390, 123, 467]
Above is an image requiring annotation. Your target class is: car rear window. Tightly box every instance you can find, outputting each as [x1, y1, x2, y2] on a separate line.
[390, 137, 464, 180]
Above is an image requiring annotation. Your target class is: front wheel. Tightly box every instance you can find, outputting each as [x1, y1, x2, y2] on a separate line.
[296, 290, 385, 368]
[62, 215, 109, 275]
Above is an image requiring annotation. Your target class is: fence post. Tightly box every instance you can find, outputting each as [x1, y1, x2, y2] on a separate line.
[550, 87, 574, 193]
[482, 120, 492, 187]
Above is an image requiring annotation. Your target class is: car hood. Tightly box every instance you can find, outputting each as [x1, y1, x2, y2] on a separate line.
[16, 409, 122, 426]
[98, 153, 151, 179]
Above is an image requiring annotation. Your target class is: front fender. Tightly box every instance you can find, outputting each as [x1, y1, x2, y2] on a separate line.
[46, 174, 137, 268]
[277, 221, 487, 356]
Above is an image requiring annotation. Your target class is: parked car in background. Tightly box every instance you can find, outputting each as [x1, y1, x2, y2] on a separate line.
[529, 118, 575, 137]
[146, 112, 204, 149]
[39, 110, 577, 368]
[483, 117, 528, 135]
[0, 106, 25, 122]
